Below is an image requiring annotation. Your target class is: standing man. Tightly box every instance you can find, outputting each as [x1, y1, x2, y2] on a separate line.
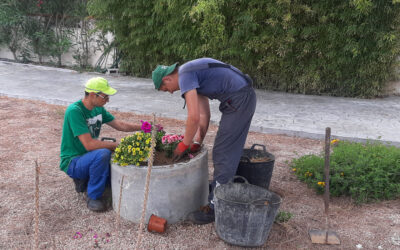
[152, 58, 257, 224]
[60, 77, 141, 212]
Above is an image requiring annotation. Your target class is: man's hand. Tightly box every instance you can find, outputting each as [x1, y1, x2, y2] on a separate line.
[173, 141, 189, 162]
[189, 142, 202, 153]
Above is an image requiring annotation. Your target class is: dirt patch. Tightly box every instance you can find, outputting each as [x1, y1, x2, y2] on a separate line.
[143, 150, 200, 166]
[1, 96, 399, 249]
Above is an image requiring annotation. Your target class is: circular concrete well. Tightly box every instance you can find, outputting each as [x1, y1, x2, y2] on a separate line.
[111, 148, 209, 224]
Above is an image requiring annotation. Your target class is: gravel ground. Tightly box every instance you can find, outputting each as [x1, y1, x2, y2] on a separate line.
[1, 96, 400, 249]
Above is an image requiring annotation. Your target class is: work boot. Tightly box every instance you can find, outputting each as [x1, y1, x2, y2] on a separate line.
[187, 204, 215, 225]
[87, 198, 106, 212]
[73, 178, 88, 193]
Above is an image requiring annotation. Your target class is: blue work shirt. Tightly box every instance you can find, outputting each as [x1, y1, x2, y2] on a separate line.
[178, 58, 247, 101]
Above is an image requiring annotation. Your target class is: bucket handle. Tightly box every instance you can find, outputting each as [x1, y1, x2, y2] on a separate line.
[250, 144, 267, 153]
[251, 199, 270, 206]
[251, 198, 282, 206]
[231, 175, 249, 184]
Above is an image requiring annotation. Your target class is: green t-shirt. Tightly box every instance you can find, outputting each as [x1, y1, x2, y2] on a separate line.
[59, 100, 114, 173]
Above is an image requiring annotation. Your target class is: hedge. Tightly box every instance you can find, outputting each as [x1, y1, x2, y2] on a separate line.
[88, 0, 400, 97]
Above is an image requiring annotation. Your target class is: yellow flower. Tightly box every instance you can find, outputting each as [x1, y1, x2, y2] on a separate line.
[121, 138, 124, 142]
[139, 151, 143, 155]
[292, 168, 296, 172]
[136, 163, 140, 166]
[138, 136, 142, 141]
[305, 171, 313, 177]
[317, 181, 325, 186]
[136, 142, 140, 146]
[331, 139, 339, 144]
[115, 148, 121, 153]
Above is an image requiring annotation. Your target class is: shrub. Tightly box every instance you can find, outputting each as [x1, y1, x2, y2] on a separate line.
[290, 140, 400, 204]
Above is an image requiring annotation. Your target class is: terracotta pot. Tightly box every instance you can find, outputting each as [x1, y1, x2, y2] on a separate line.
[148, 214, 167, 233]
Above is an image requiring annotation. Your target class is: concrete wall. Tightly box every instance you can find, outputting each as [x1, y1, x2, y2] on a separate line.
[0, 29, 115, 69]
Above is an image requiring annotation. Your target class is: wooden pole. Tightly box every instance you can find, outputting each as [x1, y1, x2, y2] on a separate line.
[324, 127, 331, 243]
[135, 114, 157, 249]
[34, 160, 40, 250]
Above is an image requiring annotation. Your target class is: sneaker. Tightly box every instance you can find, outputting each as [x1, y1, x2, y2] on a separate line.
[187, 204, 215, 225]
[73, 178, 88, 193]
[87, 198, 106, 212]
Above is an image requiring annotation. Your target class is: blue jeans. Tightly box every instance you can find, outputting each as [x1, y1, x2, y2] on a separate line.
[67, 149, 111, 200]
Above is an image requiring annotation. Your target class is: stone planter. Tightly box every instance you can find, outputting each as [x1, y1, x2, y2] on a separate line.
[111, 148, 209, 224]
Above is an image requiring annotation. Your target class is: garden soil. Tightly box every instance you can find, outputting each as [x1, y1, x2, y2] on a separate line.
[1, 96, 400, 249]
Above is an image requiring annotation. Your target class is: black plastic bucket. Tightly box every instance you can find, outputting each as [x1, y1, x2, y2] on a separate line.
[236, 144, 275, 189]
[214, 176, 281, 247]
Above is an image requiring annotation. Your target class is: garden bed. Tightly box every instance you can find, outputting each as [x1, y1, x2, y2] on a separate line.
[1, 96, 399, 249]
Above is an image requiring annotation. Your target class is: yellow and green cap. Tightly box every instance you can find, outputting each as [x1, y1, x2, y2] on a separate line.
[151, 63, 178, 89]
[85, 77, 117, 95]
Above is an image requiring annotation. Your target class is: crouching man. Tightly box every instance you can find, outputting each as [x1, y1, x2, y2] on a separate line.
[59, 77, 141, 212]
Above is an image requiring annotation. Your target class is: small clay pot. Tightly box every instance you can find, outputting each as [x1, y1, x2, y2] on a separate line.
[148, 214, 167, 233]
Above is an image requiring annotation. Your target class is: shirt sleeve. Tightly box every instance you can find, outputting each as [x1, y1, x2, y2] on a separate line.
[67, 107, 90, 137]
[179, 71, 200, 97]
[102, 108, 114, 124]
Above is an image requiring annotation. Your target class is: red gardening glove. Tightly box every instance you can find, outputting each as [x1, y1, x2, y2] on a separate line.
[173, 141, 189, 162]
[189, 142, 202, 153]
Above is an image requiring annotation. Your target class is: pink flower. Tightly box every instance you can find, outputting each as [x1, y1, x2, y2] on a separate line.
[140, 120, 152, 133]
[156, 124, 163, 132]
[73, 232, 82, 239]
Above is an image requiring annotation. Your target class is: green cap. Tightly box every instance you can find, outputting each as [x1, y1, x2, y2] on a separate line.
[152, 63, 178, 89]
[85, 77, 117, 95]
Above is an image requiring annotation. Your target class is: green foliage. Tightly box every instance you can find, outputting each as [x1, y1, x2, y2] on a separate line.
[88, 0, 200, 76]
[290, 141, 400, 204]
[0, 0, 27, 60]
[275, 211, 293, 223]
[0, 0, 88, 66]
[89, 0, 400, 97]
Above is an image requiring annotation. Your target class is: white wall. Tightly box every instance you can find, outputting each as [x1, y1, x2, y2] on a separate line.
[0, 29, 115, 69]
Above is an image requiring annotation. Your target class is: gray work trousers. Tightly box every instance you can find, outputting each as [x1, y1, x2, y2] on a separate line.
[209, 85, 257, 204]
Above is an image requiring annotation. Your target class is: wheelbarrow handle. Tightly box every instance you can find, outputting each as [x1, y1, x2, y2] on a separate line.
[101, 137, 116, 142]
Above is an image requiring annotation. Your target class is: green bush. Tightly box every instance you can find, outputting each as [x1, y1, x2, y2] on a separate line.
[290, 141, 400, 204]
[88, 0, 400, 97]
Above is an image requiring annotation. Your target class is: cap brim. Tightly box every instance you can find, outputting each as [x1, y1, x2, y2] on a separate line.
[102, 87, 117, 96]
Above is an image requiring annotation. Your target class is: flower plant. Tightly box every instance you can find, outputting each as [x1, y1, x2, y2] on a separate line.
[290, 140, 400, 204]
[162, 134, 185, 158]
[113, 120, 165, 166]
